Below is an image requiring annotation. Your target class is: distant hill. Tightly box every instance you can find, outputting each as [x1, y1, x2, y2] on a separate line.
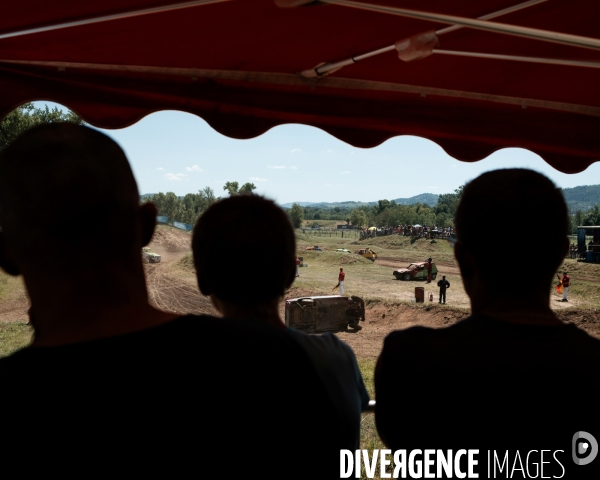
[562, 185, 600, 212]
[392, 193, 439, 206]
[281, 194, 439, 209]
[307, 201, 376, 209]
[280, 202, 317, 208]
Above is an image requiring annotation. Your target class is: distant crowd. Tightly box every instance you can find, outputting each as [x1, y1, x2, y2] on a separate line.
[360, 224, 455, 240]
[0, 125, 598, 478]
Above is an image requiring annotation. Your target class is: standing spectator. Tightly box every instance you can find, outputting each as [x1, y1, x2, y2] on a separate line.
[426, 257, 433, 283]
[295, 256, 301, 277]
[338, 267, 345, 294]
[561, 271, 570, 302]
[437, 275, 450, 304]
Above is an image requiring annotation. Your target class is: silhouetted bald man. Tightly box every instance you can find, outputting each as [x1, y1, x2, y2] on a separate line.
[376, 169, 600, 479]
[0, 124, 358, 478]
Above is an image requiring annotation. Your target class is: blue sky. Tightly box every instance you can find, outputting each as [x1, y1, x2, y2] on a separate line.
[38, 103, 600, 204]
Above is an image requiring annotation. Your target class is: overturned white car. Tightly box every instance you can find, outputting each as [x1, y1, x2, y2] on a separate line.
[142, 247, 161, 263]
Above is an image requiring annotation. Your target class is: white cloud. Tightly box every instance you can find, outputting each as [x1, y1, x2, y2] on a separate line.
[326, 149, 333, 154]
[341, 170, 351, 174]
[289, 166, 298, 170]
[250, 177, 268, 182]
[185, 165, 204, 172]
[324, 183, 331, 186]
[156, 167, 165, 171]
[290, 148, 301, 154]
[268, 165, 286, 169]
[165, 173, 187, 181]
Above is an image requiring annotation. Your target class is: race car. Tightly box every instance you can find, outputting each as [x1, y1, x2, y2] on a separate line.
[393, 261, 438, 281]
[355, 248, 377, 261]
[142, 246, 161, 263]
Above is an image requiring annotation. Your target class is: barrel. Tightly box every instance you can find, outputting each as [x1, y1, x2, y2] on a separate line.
[415, 287, 425, 303]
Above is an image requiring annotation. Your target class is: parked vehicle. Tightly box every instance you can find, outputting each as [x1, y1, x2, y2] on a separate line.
[335, 248, 351, 253]
[393, 261, 437, 281]
[142, 246, 161, 263]
[285, 295, 365, 332]
[355, 247, 377, 261]
[305, 245, 323, 251]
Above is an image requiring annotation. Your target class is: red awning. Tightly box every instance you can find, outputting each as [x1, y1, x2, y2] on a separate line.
[1, 0, 599, 173]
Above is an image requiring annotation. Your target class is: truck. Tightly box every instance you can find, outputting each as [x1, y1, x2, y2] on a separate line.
[577, 225, 600, 262]
[285, 295, 365, 333]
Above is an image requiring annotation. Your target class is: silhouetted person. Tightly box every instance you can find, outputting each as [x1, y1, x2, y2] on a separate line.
[375, 170, 600, 479]
[0, 124, 354, 478]
[426, 256, 433, 282]
[0, 124, 184, 472]
[192, 195, 369, 476]
[437, 275, 450, 304]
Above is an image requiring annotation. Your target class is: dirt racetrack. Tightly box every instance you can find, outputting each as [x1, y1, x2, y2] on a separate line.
[2, 225, 600, 361]
[145, 226, 217, 316]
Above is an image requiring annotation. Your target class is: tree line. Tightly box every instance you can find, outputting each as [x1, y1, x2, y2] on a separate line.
[347, 187, 463, 229]
[143, 181, 259, 226]
[293, 188, 600, 233]
[0, 103, 84, 151]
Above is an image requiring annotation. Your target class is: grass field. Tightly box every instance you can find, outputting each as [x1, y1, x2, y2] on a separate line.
[298, 230, 457, 264]
[0, 322, 31, 358]
[0, 270, 26, 303]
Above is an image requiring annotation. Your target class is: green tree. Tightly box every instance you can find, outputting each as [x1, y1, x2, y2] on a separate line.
[350, 208, 368, 228]
[434, 185, 464, 225]
[571, 209, 585, 234]
[239, 182, 257, 195]
[374, 199, 396, 216]
[289, 203, 304, 228]
[584, 205, 600, 226]
[145, 186, 219, 225]
[223, 181, 257, 196]
[223, 181, 239, 196]
[0, 103, 84, 151]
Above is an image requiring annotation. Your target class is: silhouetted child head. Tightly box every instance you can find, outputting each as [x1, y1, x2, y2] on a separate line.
[192, 195, 296, 305]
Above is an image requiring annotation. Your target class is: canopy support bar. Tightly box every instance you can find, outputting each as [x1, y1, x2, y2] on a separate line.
[301, 0, 548, 77]
[0, 0, 229, 41]
[1, 59, 598, 117]
[321, 0, 600, 51]
[433, 49, 600, 69]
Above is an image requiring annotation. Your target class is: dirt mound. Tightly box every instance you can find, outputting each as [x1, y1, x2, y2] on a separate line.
[150, 226, 191, 249]
[145, 263, 216, 316]
[337, 303, 470, 359]
[177, 252, 195, 272]
[556, 309, 600, 337]
[301, 250, 374, 266]
[148, 226, 192, 264]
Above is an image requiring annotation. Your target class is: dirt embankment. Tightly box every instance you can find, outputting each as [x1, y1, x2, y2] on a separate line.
[342, 302, 600, 359]
[283, 286, 600, 360]
[145, 226, 217, 316]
